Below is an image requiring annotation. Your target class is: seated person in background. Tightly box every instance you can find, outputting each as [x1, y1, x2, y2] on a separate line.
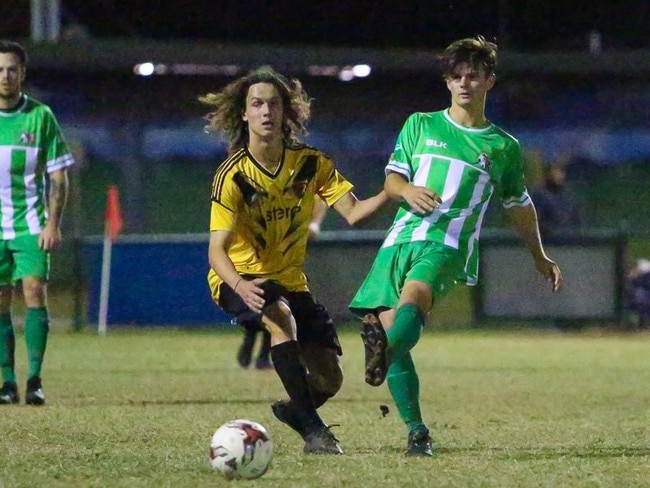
[628, 259, 650, 329]
[531, 162, 582, 240]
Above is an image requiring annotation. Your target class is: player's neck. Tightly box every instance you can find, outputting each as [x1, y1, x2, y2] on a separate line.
[448, 104, 488, 128]
[247, 139, 284, 172]
[0, 92, 23, 111]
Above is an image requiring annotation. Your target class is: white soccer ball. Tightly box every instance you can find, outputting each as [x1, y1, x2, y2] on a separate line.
[209, 419, 273, 480]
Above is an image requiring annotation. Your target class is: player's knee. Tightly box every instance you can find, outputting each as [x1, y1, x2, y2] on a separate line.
[263, 300, 296, 340]
[21, 278, 47, 307]
[306, 351, 343, 395]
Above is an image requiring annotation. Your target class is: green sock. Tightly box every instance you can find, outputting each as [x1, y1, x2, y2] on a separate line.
[386, 352, 425, 432]
[0, 312, 16, 383]
[25, 307, 49, 379]
[387, 303, 424, 361]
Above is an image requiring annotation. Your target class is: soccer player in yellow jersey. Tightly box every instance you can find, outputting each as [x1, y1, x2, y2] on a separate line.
[201, 68, 388, 454]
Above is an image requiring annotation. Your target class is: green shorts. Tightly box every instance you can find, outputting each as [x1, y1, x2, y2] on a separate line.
[349, 241, 464, 317]
[0, 234, 50, 285]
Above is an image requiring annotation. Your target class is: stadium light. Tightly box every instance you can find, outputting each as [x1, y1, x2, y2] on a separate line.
[134, 62, 155, 76]
[352, 64, 371, 77]
[338, 66, 355, 81]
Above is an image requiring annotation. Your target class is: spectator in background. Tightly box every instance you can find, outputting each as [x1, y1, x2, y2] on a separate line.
[0, 40, 75, 406]
[235, 318, 273, 370]
[628, 259, 650, 329]
[202, 67, 388, 454]
[531, 161, 582, 240]
[236, 198, 328, 370]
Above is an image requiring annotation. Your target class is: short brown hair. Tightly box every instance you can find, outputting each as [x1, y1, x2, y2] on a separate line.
[0, 40, 27, 66]
[438, 35, 497, 78]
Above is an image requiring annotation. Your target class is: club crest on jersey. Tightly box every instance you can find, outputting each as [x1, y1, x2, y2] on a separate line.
[286, 155, 318, 198]
[20, 132, 35, 145]
[476, 153, 491, 172]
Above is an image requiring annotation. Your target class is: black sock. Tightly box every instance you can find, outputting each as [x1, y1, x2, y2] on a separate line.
[271, 341, 322, 428]
[311, 390, 332, 409]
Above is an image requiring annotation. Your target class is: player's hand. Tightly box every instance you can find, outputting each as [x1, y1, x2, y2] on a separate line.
[401, 185, 442, 215]
[38, 223, 62, 251]
[235, 277, 267, 313]
[535, 257, 563, 292]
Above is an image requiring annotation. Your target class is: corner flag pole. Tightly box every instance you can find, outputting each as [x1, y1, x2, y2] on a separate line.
[98, 186, 123, 335]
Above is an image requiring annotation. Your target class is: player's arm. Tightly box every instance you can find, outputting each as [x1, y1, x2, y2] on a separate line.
[39, 168, 70, 251]
[505, 203, 563, 292]
[208, 230, 266, 313]
[308, 197, 328, 239]
[331, 189, 389, 226]
[385, 172, 441, 215]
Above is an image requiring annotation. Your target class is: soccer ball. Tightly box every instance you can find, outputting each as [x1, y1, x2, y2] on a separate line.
[209, 419, 273, 480]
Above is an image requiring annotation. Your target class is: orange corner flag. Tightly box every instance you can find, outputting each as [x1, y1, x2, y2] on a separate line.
[105, 185, 123, 242]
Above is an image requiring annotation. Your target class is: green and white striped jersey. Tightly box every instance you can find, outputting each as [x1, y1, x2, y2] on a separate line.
[383, 109, 530, 285]
[0, 95, 74, 240]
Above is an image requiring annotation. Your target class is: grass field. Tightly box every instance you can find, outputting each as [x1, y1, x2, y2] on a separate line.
[1, 326, 648, 488]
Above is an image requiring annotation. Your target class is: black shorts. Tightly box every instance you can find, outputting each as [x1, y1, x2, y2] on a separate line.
[218, 278, 342, 356]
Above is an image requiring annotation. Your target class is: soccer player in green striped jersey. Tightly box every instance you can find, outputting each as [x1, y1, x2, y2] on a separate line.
[349, 36, 563, 457]
[0, 41, 74, 406]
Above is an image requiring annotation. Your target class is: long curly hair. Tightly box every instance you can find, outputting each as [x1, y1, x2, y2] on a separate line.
[199, 67, 312, 154]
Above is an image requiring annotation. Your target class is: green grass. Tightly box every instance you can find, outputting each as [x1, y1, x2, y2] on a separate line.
[1, 327, 649, 488]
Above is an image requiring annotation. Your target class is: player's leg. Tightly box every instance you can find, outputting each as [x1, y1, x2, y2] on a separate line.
[383, 243, 463, 456]
[291, 295, 343, 404]
[263, 299, 341, 454]
[273, 293, 343, 454]
[0, 271, 18, 404]
[21, 276, 48, 405]
[12, 236, 50, 406]
[385, 351, 432, 456]
[218, 279, 339, 453]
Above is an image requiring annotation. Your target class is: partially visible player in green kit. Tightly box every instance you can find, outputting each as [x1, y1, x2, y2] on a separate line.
[349, 36, 563, 456]
[0, 40, 74, 406]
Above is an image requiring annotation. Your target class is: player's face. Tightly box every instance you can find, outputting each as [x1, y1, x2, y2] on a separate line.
[242, 82, 284, 141]
[445, 63, 495, 110]
[0, 53, 25, 104]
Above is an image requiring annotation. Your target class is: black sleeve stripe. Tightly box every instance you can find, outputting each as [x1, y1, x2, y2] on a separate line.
[210, 198, 235, 214]
[211, 149, 246, 201]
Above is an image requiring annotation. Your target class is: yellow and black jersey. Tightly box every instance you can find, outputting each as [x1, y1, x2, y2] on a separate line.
[208, 143, 353, 297]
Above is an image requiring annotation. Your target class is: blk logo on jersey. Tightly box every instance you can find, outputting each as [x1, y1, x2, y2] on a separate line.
[476, 153, 491, 172]
[426, 139, 447, 149]
[20, 132, 35, 145]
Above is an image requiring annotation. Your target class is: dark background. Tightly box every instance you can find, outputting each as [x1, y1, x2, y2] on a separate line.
[2, 0, 649, 51]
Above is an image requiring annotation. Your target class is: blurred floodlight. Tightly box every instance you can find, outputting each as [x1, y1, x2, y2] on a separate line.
[352, 64, 371, 77]
[134, 62, 155, 76]
[133, 63, 240, 76]
[307, 65, 340, 76]
[338, 67, 355, 81]
[171, 64, 241, 76]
